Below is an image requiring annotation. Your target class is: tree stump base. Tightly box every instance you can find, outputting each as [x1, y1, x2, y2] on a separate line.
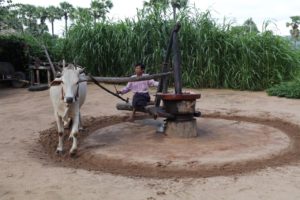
[165, 119, 197, 138]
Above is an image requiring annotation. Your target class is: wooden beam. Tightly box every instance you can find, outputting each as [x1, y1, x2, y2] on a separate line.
[83, 71, 173, 84]
[89, 75, 129, 103]
[42, 45, 56, 77]
[116, 103, 175, 119]
[116, 103, 146, 112]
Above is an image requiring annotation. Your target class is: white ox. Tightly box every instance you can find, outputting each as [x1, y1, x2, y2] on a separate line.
[49, 64, 87, 155]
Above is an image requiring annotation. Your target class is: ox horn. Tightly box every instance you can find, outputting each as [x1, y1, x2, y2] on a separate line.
[63, 59, 66, 68]
[50, 78, 62, 86]
[55, 72, 62, 78]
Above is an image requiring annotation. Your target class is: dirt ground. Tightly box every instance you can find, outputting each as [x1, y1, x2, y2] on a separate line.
[1, 84, 300, 200]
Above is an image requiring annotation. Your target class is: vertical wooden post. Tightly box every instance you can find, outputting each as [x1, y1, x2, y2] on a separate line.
[36, 69, 40, 85]
[47, 67, 51, 84]
[172, 23, 182, 94]
[155, 29, 174, 107]
[30, 68, 34, 86]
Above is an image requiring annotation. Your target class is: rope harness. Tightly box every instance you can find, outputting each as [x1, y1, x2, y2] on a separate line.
[60, 83, 80, 102]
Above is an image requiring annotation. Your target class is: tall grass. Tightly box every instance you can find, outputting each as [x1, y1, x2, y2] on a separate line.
[267, 80, 300, 98]
[267, 70, 300, 98]
[63, 9, 300, 90]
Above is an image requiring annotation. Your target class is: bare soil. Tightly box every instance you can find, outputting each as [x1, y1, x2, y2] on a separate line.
[2, 84, 300, 199]
[39, 115, 300, 179]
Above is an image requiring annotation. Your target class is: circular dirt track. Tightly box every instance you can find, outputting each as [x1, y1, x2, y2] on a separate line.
[39, 114, 300, 178]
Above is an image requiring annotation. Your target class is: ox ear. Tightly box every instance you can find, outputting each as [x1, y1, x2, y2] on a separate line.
[50, 78, 62, 86]
[78, 77, 88, 83]
[78, 68, 86, 74]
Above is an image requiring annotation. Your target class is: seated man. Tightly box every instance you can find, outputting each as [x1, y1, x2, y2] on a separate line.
[118, 63, 159, 121]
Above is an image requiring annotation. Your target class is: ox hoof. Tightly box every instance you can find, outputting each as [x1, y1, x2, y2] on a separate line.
[69, 149, 77, 157]
[56, 149, 64, 155]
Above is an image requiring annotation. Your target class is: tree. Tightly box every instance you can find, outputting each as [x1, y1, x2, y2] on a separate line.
[286, 16, 300, 46]
[0, 0, 11, 7]
[171, 0, 188, 9]
[16, 4, 27, 31]
[46, 6, 61, 36]
[143, 0, 170, 15]
[90, 0, 113, 24]
[143, 0, 169, 9]
[171, 0, 188, 21]
[59, 1, 74, 36]
[243, 18, 259, 33]
[0, 0, 13, 31]
[35, 6, 49, 34]
[142, 0, 188, 20]
[13, 4, 50, 36]
[19, 4, 39, 35]
[230, 18, 259, 35]
[2, 5, 23, 32]
[143, 0, 188, 11]
[72, 7, 93, 26]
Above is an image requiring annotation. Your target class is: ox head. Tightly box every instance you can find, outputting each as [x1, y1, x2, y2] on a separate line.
[51, 64, 86, 104]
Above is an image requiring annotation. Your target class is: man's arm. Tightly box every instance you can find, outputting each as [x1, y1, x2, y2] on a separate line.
[119, 82, 132, 94]
[148, 79, 159, 87]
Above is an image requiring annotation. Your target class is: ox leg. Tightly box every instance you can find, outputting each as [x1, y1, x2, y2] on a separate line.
[79, 112, 84, 131]
[63, 118, 72, 129]
[55, 114, 64, 153]
[69, 113, 80, 155]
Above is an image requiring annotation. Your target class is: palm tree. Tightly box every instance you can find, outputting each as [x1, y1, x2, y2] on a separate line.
[4, 6, 23, 32]
[35, 6, 49, 34]
[59, 1, 74, 36]
[15, 3, 26, 31]
[20, 4, 38, 34]
[0, 1, 19, 31]
[286, 16, 300, 47]
[143, 0, 169, 11]
[143, 0, 169, 7]
[0, 0, 10, 21]
[46, 6, 61, 36]
[90, 0, 113, 24]
[72, 7, 93, 26]
[171, 0, 188, 20]
[171, 0, 188, 9]
[143, 0, 188, 20]
[142, 0, 169, 21]
[143, 0, 188, 11]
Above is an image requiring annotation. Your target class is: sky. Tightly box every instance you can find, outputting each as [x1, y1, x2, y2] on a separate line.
[12, 0, 300, 36]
